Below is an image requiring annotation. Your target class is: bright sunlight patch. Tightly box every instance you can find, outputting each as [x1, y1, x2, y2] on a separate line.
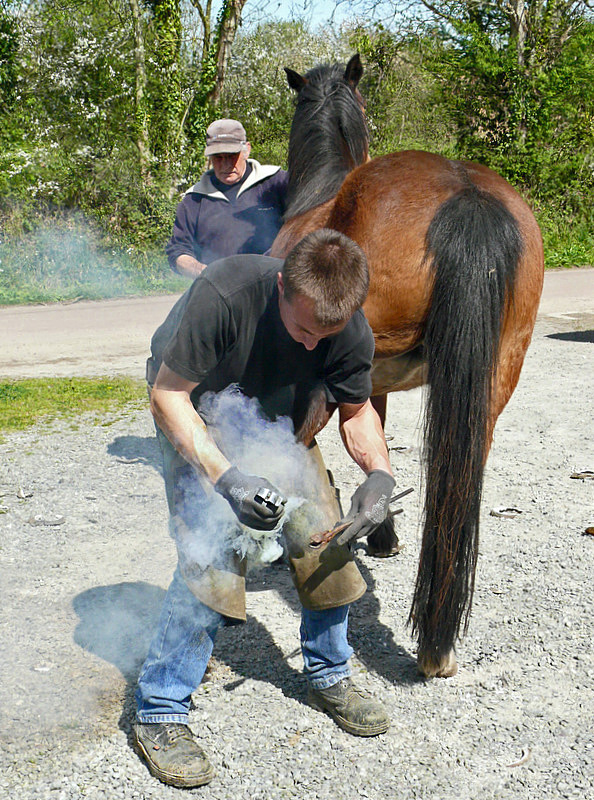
[0, 377, 147, 434]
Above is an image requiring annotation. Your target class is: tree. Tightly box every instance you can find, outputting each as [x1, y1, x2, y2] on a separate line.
[220, 20, 349, 164]
[180, 0, 248, 169]
[124, 0, 247, 178]
[128, 0, 151, 178]
[418, 0, 590, 140]
[0, 1, 19, 122]
[345, 22, 456, 155]
[146, 0, 184, 171]
[409, 0, 594, 213]
[0, 0, 254, 224]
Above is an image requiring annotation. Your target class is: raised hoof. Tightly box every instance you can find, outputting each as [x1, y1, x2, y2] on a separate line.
[366, 518, 402, 558]
[417, 649, 458, 678]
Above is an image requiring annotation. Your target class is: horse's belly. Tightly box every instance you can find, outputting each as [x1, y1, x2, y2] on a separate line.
[370, 344, 427, 394]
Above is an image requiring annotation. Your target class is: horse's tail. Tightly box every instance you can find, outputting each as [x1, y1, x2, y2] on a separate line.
[410, 185, 523, 672]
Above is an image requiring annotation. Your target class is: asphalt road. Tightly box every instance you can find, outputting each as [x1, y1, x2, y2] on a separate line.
[0, 269, 592, 379]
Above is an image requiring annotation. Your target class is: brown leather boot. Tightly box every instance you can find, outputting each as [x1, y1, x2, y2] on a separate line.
[307, 678, 390, 736]
[134, 722, 214, 787]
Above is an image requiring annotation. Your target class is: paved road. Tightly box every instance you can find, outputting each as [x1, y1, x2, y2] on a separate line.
[0, 269, 592, 379]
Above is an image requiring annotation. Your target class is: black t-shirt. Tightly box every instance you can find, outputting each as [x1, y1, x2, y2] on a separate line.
[150, 254, 374, 415]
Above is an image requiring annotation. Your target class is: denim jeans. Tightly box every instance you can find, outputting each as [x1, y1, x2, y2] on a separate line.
[135, 421, 354, 723]
[135, 565, 353, 722]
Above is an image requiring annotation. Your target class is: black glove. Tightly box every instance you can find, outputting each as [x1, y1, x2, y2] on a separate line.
[334, 470, 395, 546]
[214, 466, 287, 531]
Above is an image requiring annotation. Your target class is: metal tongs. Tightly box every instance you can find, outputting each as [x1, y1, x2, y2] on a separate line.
[308, 486, 414, 548]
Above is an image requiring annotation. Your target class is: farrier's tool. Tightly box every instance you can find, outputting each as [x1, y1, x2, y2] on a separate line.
[387, 486, 414, 513]
[254, 487, 286, 516]
[308, 486, 414, 548]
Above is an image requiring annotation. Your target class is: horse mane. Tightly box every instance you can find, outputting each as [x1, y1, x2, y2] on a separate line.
[285, 62, 369, 220]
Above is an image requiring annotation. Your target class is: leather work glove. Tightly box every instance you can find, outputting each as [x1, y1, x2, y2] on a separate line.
[215, 466, 287, 531]
[334, 470, 395, 546]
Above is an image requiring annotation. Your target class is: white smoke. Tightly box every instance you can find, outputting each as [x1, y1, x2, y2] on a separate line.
[174, 386, 331, 572]
[0, 213, 183, 303]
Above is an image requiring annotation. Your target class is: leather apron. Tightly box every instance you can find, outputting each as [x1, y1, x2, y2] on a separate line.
[156, 422, 366, 623]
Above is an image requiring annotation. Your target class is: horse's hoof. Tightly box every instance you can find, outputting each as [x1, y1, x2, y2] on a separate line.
[366, 542, 404, 558]
[417, 649, 458, 678]
[366, 519, 402, 558]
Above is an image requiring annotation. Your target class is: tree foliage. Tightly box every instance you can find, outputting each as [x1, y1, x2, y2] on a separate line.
[220, 19, 349, 164]
[346, 22, 456, 155]
[0, 0, 251, 242]
[0, 2, 19, 118]
[0, 0, 592, 270]
[417, 0, 594, 214]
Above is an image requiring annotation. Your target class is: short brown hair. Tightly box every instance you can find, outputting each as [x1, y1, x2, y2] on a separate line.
[282, 229, 369, 326]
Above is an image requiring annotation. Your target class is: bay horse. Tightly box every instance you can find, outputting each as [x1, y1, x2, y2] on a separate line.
[270, 54, 544, 678]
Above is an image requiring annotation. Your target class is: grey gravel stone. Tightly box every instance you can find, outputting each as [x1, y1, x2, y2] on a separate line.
[0, 314, 593, 799]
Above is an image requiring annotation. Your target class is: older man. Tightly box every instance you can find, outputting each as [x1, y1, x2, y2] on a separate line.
[166, 118, 288, 279]
[136, 229, 395, 788]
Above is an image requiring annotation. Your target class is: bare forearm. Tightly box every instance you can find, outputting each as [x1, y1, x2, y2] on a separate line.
[151, 387, 230, 484]
[339, 400, 393, 476]
[174, 254, 207, 279]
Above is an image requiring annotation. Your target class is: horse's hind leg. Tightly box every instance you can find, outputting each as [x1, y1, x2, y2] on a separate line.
[416, 356, 526, 680]
[370, 393, 388, 425]
[417, 648, 459, 678]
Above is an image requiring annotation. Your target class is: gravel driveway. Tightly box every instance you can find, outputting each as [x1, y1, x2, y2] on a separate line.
[0, 277, 593, 799]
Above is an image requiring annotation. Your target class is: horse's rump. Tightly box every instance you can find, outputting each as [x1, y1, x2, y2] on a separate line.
[325, 150, 542, 361]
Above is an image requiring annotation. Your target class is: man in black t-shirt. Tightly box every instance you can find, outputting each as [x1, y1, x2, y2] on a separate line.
[135, 229, 395, 788]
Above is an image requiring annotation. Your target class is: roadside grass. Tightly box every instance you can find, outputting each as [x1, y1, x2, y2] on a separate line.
[0, 377, 148, 438]
[0, 213, 188, 306]
[0, 205, 591, 308]
[538, 212, 594, 270]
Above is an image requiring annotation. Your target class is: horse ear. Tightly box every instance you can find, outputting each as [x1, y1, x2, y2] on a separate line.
[344, 53, 363, 88]
[284, 67, 308, 93]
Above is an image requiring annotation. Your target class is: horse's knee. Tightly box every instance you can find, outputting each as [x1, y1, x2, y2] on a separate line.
[293, 381, 336, 445]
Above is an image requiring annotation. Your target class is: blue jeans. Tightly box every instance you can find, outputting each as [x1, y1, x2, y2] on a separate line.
[135, 421, 354, 723]
[135, 566, 353, 722]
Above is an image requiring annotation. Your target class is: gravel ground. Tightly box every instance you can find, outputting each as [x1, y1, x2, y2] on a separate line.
[0, 310, 593, 800]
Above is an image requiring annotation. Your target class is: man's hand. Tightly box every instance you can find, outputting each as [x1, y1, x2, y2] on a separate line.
[175, 254, 207, 279]
[334, 470, 395, 546]
[215, 466, 287, 531]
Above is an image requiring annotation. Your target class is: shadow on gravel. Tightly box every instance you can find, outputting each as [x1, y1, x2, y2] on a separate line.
[72, 581, 166, 748]
[71, 565, 418, 756]
[349, 558, 420, 686]
[546, 329, 594, 343]
[73, 582, 165, 680]
[215, 614, 305, 702]
[242, 557, 419, 689]
[107, 435, 162, 471]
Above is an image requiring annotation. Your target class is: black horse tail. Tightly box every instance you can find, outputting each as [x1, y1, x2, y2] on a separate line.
[410, 185, 523, 670]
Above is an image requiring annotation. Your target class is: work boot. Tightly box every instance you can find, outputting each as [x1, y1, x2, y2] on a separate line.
[134, 722, 214, 788]
[307, 677, 390, 736]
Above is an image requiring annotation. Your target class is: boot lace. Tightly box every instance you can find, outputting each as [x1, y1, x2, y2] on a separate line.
[157, 723, 193, 747]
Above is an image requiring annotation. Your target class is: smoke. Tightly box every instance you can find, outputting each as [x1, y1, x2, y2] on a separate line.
[174, 385, 333, 573]
[199, 384, 321, 495]
[0, 213, 181, 304]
